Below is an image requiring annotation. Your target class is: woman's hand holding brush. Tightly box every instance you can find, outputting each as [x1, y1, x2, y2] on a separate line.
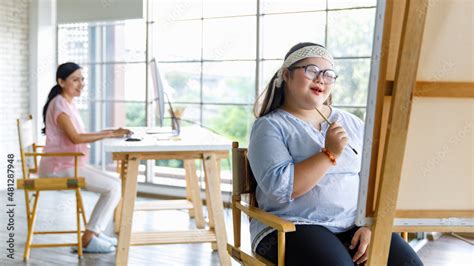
[315, 107, 359, 155]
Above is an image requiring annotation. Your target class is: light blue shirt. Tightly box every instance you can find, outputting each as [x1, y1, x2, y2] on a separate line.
[248, 108, 364, 251]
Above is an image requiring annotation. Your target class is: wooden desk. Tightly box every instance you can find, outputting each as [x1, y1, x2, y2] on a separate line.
[103, 127, 231, 265]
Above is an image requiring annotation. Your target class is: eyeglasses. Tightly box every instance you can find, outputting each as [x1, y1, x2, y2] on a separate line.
[289, 64, 338, 84]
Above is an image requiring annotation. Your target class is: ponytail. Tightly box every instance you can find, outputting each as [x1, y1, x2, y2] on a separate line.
[253, 73, 285, 118]
[41, 85, 62, 134]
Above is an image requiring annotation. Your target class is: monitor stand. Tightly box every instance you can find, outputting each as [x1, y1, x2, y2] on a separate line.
[146, 117, 180, 136]
[146, 127, 174, 134]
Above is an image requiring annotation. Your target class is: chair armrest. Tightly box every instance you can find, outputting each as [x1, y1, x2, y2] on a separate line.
[25, 152, 84, 157]
[17, 177, 86, 190]
[235, 201, 296, 233]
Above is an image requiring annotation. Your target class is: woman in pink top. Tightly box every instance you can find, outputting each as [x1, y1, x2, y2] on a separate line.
[39, 62, 131, 253]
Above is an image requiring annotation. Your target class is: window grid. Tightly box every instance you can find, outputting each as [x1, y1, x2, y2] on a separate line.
[57, 0, 376, 181]
[146, 1, 375, 126]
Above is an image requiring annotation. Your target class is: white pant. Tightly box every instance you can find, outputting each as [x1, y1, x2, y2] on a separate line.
[41, 165, 121, 234]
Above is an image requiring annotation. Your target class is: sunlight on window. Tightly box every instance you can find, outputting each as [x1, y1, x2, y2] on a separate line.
[202, 61, 255, 104]
[155, 20, 201, 61]
[261, 0, 325, 14]
[203, 17, 256, 60]
[262, 12, 326, 59]
[58, 0, 377, 188]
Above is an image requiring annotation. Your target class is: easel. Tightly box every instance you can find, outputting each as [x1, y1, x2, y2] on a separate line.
[365, 0, 474, 264]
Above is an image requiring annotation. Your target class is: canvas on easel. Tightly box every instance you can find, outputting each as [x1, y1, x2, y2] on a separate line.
[355, 0, 473, 264]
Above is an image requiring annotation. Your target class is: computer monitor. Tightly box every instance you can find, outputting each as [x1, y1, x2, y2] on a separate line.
[149, 58, 165, 127]
[148, 58, 180, 136]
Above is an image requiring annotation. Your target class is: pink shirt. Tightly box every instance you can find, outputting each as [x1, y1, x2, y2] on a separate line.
[39, 95, 89, 174]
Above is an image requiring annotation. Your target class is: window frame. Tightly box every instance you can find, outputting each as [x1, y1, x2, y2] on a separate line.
[56, 0, 377, 194]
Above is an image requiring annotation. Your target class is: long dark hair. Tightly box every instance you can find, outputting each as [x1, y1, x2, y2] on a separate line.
[41, 62, 81, 134]
[254, 42, 333, 117]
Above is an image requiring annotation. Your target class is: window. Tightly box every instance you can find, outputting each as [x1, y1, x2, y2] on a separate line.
[57, 20, 148, 181]
[57, 0, 376, 194]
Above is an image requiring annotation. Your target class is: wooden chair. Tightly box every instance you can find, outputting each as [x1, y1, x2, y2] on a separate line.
[227, 142, 296, 266]
[16, 115, 87, 261]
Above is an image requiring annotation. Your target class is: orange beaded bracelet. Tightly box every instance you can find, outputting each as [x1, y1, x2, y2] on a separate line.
[321, 148, 337, 165]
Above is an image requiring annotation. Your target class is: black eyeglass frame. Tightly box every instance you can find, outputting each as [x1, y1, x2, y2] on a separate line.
[288, 64, 338, 84]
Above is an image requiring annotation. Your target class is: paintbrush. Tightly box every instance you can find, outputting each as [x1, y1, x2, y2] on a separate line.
[315, 107, 358, 155]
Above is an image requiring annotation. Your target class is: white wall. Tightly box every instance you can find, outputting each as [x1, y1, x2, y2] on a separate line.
[0, 0, 57, 190]
[0, 0, 30, 190]
[29, 0, 57, 144]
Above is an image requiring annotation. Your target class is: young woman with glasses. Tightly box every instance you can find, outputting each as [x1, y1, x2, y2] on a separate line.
[248, 42, 422, 265]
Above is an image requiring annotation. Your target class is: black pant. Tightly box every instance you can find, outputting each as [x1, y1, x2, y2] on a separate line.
[256, 225, 423, 266]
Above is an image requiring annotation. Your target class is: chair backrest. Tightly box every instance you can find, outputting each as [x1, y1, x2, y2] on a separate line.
[232, 142, 258, 207]
[17, 115, 38, 180]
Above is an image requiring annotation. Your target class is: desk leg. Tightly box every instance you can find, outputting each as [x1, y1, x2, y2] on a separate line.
[114, 160, 127, 234]
[204, 172, 216, 250]
[116, 155, 139, 266]
[184, 161, 195, 218]
[203, 153, 230, 266]
[206, 159, 223, 250]
[184, 160, 205, 229]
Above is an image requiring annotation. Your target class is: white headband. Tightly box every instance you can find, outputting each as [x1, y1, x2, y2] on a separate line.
[264, 45, 334, 114]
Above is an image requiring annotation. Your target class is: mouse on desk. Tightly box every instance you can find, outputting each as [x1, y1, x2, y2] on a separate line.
[125, 137, 143, 141]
